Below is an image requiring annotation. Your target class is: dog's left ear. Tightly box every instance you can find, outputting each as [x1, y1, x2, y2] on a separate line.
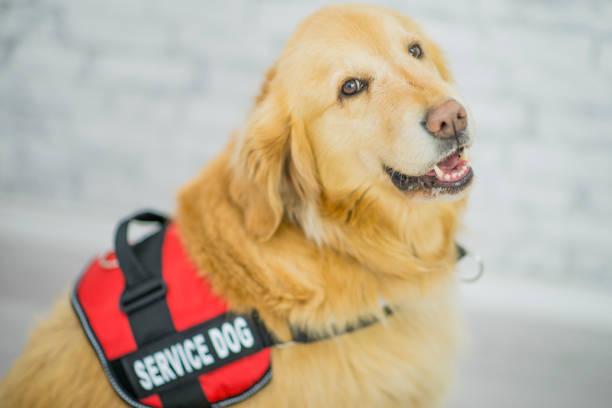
[230, 66, 319, 241]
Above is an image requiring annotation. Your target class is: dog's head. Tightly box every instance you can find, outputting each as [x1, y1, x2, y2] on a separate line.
[230, 5, 474, 245]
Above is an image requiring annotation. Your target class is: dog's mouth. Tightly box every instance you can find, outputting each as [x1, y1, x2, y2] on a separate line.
[384, 147, 473, 195]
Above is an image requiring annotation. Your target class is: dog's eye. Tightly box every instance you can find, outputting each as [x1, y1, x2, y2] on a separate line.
[340, 78, 367, 97]
[408, 43, 423, 59]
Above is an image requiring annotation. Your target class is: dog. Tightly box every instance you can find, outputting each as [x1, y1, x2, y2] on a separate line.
[0, 4, 475, 407]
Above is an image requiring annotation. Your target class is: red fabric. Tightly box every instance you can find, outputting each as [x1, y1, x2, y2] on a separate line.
[77, 253, 137, 359]
[163, 223, 271, 403]
[140, 394, 162, 407]
[162, 223, 228, 331]
[77, 222, 271, 406]
[199, 349, 271, 403]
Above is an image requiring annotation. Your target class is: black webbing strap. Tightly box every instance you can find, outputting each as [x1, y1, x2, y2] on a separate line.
[116, 212, 470, 362]
[281, 243, 468, 345]
[115, 211, 210, 407]
[286, 304, 393, 345]
[456, 243, 468, 261]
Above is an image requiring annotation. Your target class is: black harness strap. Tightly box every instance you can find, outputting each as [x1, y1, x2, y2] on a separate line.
[117, 211, 472, 364]
[283, 244, 468, 345]
[456, 243, 468, 261]
[115, 211, 210, 408]
[287, 304, 393, 345]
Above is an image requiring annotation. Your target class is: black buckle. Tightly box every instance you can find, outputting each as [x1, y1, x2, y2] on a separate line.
[120, 278, 167, 314]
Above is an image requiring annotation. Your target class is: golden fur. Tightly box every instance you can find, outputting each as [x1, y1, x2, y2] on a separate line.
[1, 5, 473, 407]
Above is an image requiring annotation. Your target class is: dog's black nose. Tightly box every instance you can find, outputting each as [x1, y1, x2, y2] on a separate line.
[424, 99, 467, 139]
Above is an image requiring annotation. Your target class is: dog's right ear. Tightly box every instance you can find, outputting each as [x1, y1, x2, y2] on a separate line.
[229, 66, 290, 241]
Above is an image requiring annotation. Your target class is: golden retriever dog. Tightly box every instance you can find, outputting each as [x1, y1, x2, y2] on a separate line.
[0, 4, 475, 407]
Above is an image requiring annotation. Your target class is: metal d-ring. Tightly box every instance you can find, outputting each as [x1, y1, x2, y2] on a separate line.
[459, 250, 484, 283]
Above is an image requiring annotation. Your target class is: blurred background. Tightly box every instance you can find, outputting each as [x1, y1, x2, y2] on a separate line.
[1, 0, 611, 406]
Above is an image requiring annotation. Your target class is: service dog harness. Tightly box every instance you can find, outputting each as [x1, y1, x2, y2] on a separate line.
[72, 211, 479, 408]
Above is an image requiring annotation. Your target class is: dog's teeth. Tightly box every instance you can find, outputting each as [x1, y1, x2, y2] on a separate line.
[444, 174, 451, 181]
[433, 164, 444, 178]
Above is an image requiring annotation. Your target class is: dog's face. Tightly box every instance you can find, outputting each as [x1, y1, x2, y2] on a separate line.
[280, 6, 475, 203]
[232, 5, 474, 241]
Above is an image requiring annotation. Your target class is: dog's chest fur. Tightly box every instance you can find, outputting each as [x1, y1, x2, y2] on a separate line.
[173, 154, 463, 407]
[244, 291, 461, 408]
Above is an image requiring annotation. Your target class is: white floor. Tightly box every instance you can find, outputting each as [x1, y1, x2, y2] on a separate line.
[1, 200, 611, 407]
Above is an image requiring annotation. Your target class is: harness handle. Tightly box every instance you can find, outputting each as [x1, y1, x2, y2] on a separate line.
[115, 211, 169, 313]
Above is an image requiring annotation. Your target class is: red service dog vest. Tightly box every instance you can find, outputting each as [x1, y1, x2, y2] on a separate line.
[72, 210, 467, 407]
[71, 212, 273, 408]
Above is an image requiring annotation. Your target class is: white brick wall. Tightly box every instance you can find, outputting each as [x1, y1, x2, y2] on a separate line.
[1, 0, 611, 288]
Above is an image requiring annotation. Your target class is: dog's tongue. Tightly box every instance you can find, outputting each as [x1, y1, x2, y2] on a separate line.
[425, 153, 461, 176]
[436, 153, 460, 171]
